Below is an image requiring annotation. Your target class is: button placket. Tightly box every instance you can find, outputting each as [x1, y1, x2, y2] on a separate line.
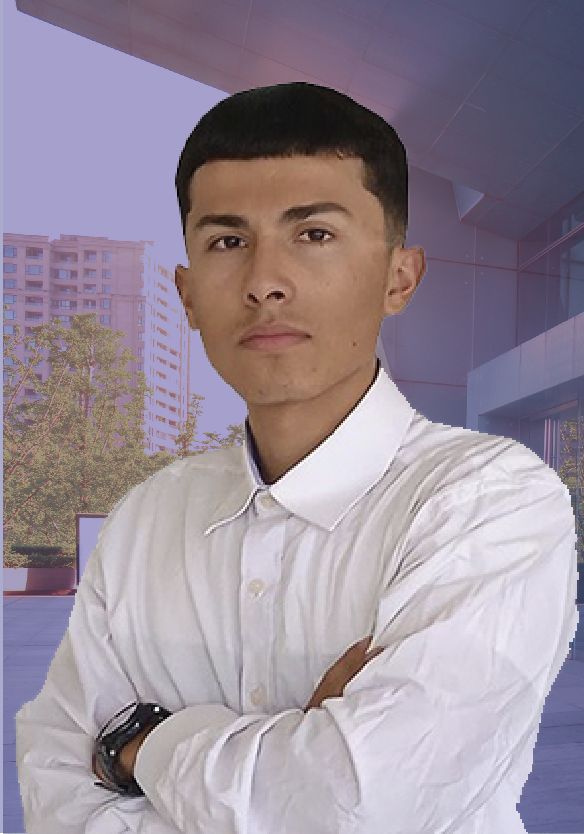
[240, 494, 286, 712]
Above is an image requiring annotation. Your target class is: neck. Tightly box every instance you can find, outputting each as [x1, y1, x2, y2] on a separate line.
[247, 357, 379, 485]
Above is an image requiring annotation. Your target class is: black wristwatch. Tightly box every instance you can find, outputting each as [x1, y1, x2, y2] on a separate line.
[93, 701, 173, 796]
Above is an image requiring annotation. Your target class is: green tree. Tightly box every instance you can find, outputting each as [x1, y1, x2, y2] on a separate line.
[3, 315, 173, 559]
[174, 392, 205, 457]
[558, 415, 584, 564]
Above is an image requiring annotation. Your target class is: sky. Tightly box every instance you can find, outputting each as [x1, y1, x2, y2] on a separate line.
[2, 0, 248, 438]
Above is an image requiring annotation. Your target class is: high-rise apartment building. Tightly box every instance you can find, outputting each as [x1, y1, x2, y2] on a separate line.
[3, 232, 190, 455]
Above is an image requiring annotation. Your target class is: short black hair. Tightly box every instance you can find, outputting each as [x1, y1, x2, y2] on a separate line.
[175, 82, 408, 251]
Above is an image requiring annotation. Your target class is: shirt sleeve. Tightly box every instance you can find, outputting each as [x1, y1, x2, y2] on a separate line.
[133, 465, 579, 834]
[14, 508, 183, 834]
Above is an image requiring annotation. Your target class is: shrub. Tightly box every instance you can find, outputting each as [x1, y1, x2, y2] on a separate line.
[5, 545, 76, 569]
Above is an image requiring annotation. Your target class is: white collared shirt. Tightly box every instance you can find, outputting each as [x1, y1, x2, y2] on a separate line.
[16, 359, 579, 834]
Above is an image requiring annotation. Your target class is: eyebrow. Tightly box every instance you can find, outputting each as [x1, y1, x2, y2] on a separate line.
[190, 201, 352, 234]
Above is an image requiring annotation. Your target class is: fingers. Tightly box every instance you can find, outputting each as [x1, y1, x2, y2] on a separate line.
[346, 635, 373, 654]
[364, 647, 384, 661]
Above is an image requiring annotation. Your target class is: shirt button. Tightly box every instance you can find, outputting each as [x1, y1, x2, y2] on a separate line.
[250, 685, 265, 706]
[257, 491, 274, 509]
[248, 579, 265, 597]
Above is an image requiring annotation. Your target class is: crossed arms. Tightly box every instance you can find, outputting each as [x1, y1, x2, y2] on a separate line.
[16, 474, 578, 834]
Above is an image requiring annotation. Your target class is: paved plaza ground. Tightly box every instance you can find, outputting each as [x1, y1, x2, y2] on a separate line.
[3, 595, 584, 833]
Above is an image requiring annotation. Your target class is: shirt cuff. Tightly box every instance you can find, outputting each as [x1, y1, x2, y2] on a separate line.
[134, 704, 236, 796]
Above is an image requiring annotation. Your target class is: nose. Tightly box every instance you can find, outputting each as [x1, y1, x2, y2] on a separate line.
[241, 238, 292, 306]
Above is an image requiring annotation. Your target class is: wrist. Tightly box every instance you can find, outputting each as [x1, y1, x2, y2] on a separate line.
[119, 723, 156, 778]
[93, 702, 173, 796]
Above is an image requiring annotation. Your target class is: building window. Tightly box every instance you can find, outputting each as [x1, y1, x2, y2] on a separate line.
[25, 311, 42, 320]
[83, 284, 97, 293]
[4, 310, 15, 319]
[57, 252, 78, 263]
[4, 294, 16, 304]
[54, 268, 76, 279]
[83, 300, 97, 308]
[25, 296, 43, 305]
[100, 298, 111, 309]
[137, 362, 143, 371]
[4, 356, 15, 366]
[4, 263, 17, 273]
[26, 280, 43, 289]
[4, 324, 15, 334]
[102, 284, 111, 294]
[3, 245, 16, 257]
[84, 251, 97, 262]
[4, 278, 17, 288]
[26, 247, 44, 259]
[138, 301, 145, 311]
[99, 314, 111, 325]
[52, 299, 76, 309]
[102, 251, 113, 262]
[55, 314, 70, 323]
[102, 269, 112, 279]
[25, 265, 43, 275]
[138, 316, 144, 325]
[84, 269, 97, 279]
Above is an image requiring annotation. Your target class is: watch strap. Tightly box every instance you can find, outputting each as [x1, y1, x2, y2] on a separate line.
[93, 702, 172, 796]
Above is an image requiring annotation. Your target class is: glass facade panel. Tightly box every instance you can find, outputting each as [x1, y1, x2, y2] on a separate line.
[514, 192, 584, 566]
[517, 194, 584, 343]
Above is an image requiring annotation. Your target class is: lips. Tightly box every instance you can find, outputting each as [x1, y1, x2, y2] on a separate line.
[240, 323, 309, 343]
[241, 332, 309, 351]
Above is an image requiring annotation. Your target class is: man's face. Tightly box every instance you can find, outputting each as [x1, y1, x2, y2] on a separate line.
[175, 154, 424, 407]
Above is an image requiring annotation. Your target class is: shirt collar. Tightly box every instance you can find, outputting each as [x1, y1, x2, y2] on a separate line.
[204, 358, 416, 534]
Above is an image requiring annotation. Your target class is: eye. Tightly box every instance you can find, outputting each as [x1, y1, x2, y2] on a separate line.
[207, 228, 334, 251]
[208, 235, 243, 251]
[299, 228, 334, 243]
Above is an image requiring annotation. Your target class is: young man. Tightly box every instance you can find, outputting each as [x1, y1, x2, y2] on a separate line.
[16, 82, 578, 834]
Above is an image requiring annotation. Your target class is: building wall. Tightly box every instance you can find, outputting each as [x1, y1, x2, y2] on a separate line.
[141, 244, 190, 453]
[380, 165, 518, 429]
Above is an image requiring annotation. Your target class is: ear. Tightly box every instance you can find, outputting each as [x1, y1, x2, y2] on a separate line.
[175, 264, 199, 331]
[383, 245, 426, 316]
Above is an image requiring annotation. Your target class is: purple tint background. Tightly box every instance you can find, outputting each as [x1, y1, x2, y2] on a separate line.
[4, 1, 579, 832]
[2, 0, 247, 441]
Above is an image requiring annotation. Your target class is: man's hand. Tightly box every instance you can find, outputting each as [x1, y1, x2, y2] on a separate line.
[304, 635, 384, 712]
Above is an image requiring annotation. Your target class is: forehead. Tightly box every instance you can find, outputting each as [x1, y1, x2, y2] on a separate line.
[187, 155, 369, 212]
